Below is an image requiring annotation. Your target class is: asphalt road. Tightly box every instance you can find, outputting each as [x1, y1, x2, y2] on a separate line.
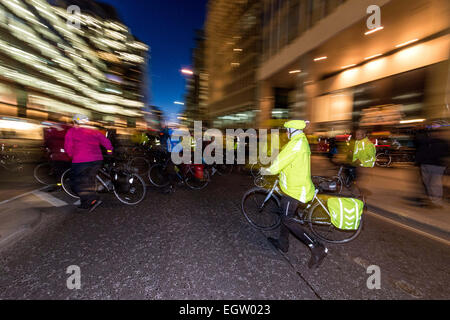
[0, 169, 449, 300]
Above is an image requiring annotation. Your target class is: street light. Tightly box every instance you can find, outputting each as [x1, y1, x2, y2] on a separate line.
[181, 68, 194, 75]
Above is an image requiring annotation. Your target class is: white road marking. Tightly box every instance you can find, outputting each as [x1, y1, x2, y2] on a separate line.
[31, 191, 68, 207]
[366, 210, 450, 246]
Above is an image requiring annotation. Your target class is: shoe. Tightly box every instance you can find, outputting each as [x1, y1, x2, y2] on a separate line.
[268, 237, 288, 253]
[74, 200, 81, 206]
[89, 199, 103, 213]
[162, 185, 174, 194]
[308, 243, 328, 269]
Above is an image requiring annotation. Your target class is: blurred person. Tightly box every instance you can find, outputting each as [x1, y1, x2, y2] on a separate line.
[260, 120, 328, 269]
[43, 122, 72, 188]
[162, 127, 181, 194]
[160, 125, 170, 150]
[64, 114, 113, 212]
[415, 122, 449, 208]
[345, 129, 376, 182]
[327, 137, 338, 165]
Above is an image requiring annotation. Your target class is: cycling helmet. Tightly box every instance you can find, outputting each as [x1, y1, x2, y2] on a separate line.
[284, 120, 309, 130]
[73, 114, 89, 125]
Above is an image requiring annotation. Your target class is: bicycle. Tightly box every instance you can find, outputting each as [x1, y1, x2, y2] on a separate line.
[61, 157, 147, 205]
[148, 158, 210, 190]
[241, 177, 364, 244]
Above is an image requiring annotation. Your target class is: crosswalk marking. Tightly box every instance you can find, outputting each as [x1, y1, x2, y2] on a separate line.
[31, 191, 68, 207]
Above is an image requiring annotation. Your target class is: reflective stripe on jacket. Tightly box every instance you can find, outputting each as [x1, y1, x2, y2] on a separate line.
[352, 138, 376, 168]
[268, 133, 315, 203]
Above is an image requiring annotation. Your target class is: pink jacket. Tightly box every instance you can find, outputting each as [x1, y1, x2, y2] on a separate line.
[64, 127, 113, 164]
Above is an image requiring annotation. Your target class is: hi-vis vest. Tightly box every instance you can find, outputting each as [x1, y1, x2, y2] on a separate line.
[353, 138, 376, 168]
[268, 133, 315, 204]
[327, 197, 364, 230]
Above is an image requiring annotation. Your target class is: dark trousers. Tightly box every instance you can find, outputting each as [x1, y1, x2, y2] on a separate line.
[166, 160, 178, 187]
[51, 161, 70, 176]
[71, 161, 102, 208]
[277, 195, 319, 251]
[345, 164, 358, 183]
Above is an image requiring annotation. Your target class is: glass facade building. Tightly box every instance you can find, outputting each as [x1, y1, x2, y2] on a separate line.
[0, 0, 149, 129]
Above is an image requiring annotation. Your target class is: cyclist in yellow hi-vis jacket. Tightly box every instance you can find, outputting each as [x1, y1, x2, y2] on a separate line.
[353, 129, 376, 168]
[345, 129, 376, 183]
[260, 120, 328, 269]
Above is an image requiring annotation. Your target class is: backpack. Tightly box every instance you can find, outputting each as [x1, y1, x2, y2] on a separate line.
[327, 198, 364, 230]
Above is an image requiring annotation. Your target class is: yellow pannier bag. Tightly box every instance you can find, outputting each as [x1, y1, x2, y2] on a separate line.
[327, 198, 364, 230]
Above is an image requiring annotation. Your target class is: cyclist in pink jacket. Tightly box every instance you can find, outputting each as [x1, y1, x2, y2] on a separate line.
[64, 114, 113, 212]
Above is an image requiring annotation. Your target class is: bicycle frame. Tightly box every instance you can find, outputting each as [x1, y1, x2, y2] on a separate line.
[96, 168, 113, 192]
[259, 178, 332, 223]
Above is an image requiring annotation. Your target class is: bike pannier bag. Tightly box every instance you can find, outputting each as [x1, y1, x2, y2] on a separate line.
[327, 198, 364, 230]
[319, 180, 337, 192]
[194, 165, 204, 180]
[114, 172, 132, 193]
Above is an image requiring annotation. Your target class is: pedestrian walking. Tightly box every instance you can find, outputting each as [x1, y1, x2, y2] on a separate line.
[415, 121, 449, 208]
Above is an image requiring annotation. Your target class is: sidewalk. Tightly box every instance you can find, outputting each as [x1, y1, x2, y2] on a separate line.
[311, 156, 450, 243]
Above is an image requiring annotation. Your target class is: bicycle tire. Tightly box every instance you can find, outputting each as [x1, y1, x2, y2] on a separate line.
[113, 173, 147, 205]
[250, 163, 261, 177]
[216, 164, 233, 176]
[308, 201, 363, 244]
[61, 169, 79, 199]
[34, 162, 57, 185]
[148, 164, 170, 188]
[241, 187, 282, 231]
[185, 168, 210, 190]
[128, 157, 150, 176]
[376, 152, 392, 167]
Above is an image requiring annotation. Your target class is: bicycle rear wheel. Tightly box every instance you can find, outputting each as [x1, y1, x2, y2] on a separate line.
[241, 187, 281, 231]
[114, 173, 146, 205]
[307, 201, 363, 244]
[148, 164, 170, 188]
[185, 168, 209, 190]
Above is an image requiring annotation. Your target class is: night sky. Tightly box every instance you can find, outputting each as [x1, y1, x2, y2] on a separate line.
[99, 0, 208, 122]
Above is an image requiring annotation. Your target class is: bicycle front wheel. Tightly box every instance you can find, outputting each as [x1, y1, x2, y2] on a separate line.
[308, 202, 363, 244]
[241, 188, 281, 231]
[61, 169, 79, 199]
[114, 173, 147, 205]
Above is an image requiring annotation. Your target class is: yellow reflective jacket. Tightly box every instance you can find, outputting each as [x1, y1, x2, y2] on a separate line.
[268, 133, 315, 203]
[352, 138, 376, 168]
